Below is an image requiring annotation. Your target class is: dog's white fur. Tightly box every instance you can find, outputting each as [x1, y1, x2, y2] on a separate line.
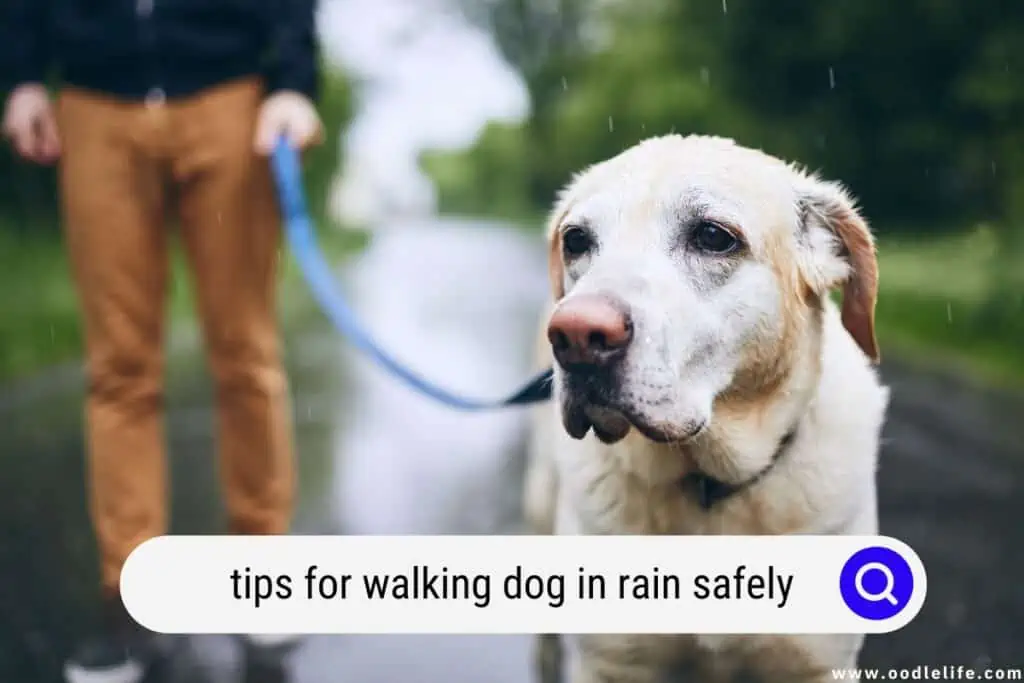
[524, 135, 889, 683]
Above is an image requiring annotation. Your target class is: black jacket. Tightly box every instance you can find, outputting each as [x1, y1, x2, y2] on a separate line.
[0, 0, 319, 101]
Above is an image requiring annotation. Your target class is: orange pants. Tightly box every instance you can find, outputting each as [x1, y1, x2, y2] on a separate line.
[56, 78, 296, 596]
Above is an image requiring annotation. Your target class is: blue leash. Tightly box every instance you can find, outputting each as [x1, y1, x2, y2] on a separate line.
[270, 138, 553, 411]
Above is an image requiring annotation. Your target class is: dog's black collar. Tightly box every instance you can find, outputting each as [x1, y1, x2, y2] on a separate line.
[683, 428, 799, 511]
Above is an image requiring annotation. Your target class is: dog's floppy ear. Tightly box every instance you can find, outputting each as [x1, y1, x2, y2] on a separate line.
[795, 176, 880, 363]
[546, 205, 569, 301]
[548, 229, 565, 300]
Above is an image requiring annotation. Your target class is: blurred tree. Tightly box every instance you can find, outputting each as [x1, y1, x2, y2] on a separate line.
[455, 0, 593, 202]
[675, 0, 1007, 225]
[445, 0, 1024, 227]
[428, 0, 1024, 351]
[682, 0, 1024, 322]
[953, 9, 1024, 327]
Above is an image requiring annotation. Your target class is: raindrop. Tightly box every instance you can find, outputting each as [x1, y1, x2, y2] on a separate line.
[700, 67, 710, 86]
[991, 161, 997, 175]
[561, 76, 568, 91]
[50, 325, 55, 344]
[946, 302, 952, 323]
[722, 0, 728, 14]
[217, 211, 223, 224]
[828, 67, 835, 89]
[608, 116, 614, 132]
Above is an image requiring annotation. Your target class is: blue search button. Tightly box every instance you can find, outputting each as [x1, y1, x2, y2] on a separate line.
[839, 545, 915, 621]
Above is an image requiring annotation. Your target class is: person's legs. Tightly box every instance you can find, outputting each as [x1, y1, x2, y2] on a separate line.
[169, 77, 296, 543]
[57, 89, 172, 683]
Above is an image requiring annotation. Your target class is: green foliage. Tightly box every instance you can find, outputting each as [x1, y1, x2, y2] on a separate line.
[428, 0, 1024, 383]
[432, 0, 1024, 227]
[876, 229, 1024, 385]
[422, 123, 534, 221]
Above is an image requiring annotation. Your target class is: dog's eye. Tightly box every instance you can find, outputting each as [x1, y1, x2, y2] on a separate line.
[562, 226, 593, 258]
[692, 221, 740, 255]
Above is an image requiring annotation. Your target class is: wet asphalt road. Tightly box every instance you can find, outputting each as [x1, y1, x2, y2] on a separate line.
[1, 219, 1022, 682]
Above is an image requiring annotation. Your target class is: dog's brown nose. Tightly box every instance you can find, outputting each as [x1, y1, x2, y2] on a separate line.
[547, 294, 633, 369]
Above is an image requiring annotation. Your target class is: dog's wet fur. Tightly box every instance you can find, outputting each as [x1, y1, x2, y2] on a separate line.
[525, 135, 888, 683]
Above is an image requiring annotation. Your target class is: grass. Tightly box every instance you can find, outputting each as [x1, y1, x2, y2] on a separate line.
[0, 229, 83, 382]
[874, 227, 1024, 390]
[0, 221, 368, 385]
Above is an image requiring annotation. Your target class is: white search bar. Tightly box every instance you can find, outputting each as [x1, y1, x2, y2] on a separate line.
[121, 534, 926, 635]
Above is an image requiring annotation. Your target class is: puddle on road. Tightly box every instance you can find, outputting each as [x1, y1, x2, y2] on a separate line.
[327, 218, 548, 537]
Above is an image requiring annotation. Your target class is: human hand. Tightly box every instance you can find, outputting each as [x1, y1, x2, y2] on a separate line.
[254, 90, 324, 155]
[2, 83, 61, 165]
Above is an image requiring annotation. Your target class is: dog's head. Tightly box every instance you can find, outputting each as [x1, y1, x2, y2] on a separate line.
[545, 134, 878, 444]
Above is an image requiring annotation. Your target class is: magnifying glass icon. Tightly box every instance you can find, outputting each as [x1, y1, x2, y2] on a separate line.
[853, 561, 898, 605]
[840, 545, 916, 621]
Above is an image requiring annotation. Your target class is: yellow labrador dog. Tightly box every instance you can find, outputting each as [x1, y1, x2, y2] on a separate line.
[524, 135, 888, 683]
